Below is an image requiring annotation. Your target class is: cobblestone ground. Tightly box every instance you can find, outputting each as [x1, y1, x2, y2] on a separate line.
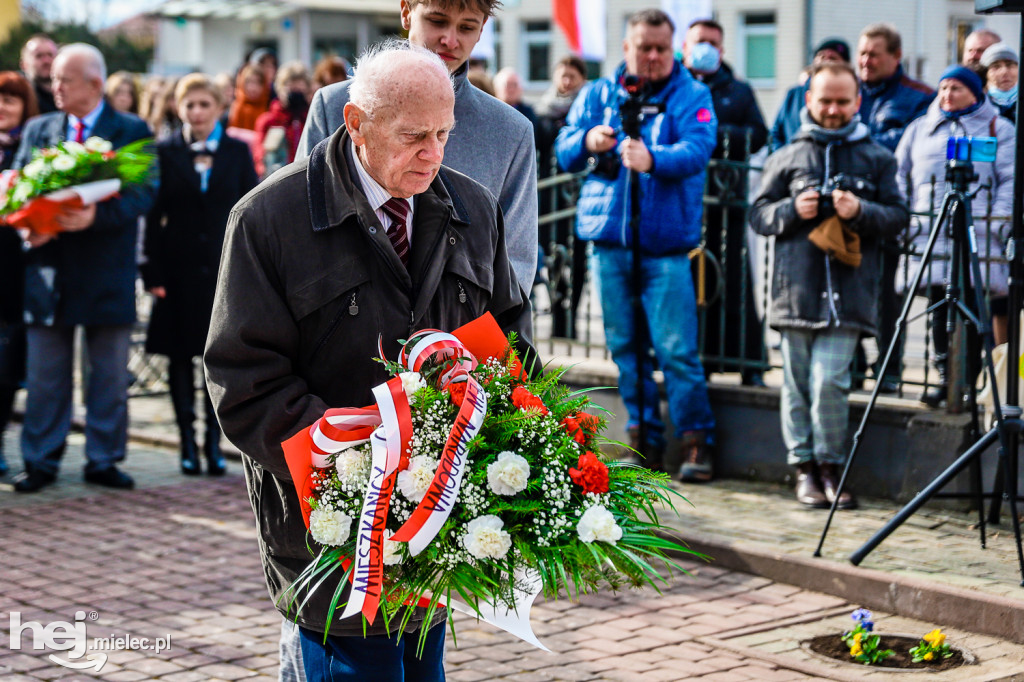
[2, 437, 1022, 681]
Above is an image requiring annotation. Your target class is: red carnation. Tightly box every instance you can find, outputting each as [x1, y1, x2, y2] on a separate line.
[561, 416, 586, 445]
[511, 385, 548, 415]
[576, 412, 601, 434]
[569, 452, 610, 495]
[447, 382, 468, 407]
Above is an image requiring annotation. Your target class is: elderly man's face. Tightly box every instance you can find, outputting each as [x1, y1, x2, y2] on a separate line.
[403, 1, 486, 74]
[495, 72, 522, 105]
[857, 35, 900, 85]
[964, 33, 998, 68]
[52, 54, 103, 117]
[624, 21, 675, 81]
[22, 38, 57, 82]
[350, 88, 456, 199]
[806, 70, 861, 130]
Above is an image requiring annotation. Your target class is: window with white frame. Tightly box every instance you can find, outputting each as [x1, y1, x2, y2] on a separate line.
[521, 20, 551, 86]
[740, 13, 776, 88]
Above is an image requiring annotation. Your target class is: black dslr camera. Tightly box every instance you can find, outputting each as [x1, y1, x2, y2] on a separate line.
[589, 75, 665, 180]
[815, 172, 854, 219]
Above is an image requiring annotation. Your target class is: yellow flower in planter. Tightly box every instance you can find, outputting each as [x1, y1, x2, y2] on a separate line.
[924, 651, 935, 661]
[924, 629, 945, 647]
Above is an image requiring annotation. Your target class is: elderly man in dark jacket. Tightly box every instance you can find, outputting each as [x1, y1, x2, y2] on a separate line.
[12, 43, 156, 493]
[751, 62, 907, 511]
[204, 41, 529, 680]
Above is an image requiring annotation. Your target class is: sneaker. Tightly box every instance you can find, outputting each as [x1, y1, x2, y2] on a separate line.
[13, 468, 57, 493]
[84, 466, 135, 489]
[677, 431, 713, 483]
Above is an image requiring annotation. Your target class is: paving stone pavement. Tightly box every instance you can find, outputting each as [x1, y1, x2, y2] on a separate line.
[2, 431, 1024, 680]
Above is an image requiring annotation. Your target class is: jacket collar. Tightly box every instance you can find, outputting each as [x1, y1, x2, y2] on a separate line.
[306, 125, 471, 233]
[922, 96, 998, 134]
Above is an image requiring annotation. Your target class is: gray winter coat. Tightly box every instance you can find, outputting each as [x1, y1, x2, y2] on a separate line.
[297, 64, 538, 295]
[895, 98, 1016, 295]
[204, 127, 531, 637]
[750, 126, 907, 335]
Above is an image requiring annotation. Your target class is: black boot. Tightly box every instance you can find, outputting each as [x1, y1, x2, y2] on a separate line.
[0, 384, 15, 477]
[919, 354, 948, 408]
[203, 389, 226, 476]
[169, 357, 200, 475]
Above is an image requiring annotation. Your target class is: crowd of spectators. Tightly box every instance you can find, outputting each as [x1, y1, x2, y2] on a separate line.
[0, 11, 1018, 511]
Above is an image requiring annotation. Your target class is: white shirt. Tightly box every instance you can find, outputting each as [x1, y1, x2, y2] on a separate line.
[66, 101, 105, 142]
[350, 141, 414, 246]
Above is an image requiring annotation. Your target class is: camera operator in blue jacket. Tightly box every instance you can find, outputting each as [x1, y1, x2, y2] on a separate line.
[556, 8, 717, 480]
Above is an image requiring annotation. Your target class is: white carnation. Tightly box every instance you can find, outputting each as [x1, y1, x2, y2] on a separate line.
[51, 154, 76, 172]
[63, 141, 86, 155]
[576, 505, 622, 544]
[462, 515, 512, 560]
[399, 371, 426, 399]
[486, 451, 530, 496]
[22, 159, 46, 179]
[84, 137, 112, 153]
[382, 529, 404, 565]
[396, 455, 437, 502]
[12, 182, 32, 204]
[334, 448, 371, 485]
[309, 507, 352, 546]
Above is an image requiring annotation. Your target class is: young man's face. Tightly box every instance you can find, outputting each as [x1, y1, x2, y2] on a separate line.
[806, 70, 861, 130]
[402, 1, 487, 74]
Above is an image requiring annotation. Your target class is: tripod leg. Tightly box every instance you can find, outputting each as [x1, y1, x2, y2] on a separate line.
[851, 427, 1001, 564]
[814, 192, 959, 557]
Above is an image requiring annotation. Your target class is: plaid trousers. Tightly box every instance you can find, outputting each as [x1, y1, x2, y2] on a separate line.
[780, 327, 860, 466]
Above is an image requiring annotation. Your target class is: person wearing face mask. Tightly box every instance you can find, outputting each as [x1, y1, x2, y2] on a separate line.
[981, 43, 1018, 123]
[142, 74, 258, 475]
[895, 65, 1015, 408]
[557, 9, 718, 479]
[253, 61, 312, 177]
[683, 18, 769, 387]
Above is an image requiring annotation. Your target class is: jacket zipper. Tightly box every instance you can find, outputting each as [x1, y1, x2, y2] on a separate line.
[310, 288, 359, 361]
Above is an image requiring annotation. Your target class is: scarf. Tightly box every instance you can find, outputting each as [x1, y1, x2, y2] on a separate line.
[535, 85, 577, 119]
[798, 109, 869, 144]
[940, 99, 984, 121]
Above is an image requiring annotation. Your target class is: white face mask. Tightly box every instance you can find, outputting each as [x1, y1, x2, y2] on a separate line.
[689, 43, 721, 74]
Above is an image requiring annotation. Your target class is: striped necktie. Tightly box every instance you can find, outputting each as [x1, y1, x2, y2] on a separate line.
[382, 197, 410, 267]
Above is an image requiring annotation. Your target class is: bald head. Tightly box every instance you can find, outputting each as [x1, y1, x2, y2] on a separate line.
[344, 40, 457, 198]
[348, 40, 453, 121]
[52, 43, 107, 117]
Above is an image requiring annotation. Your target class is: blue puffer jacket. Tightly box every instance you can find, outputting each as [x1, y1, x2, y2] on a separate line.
[555, 61, 717, 254]
[859, 65, 934, 152]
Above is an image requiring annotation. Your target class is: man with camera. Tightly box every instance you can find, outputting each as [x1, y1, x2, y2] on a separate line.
[750, 61, 907, 509]
[555, 8, 717, 480]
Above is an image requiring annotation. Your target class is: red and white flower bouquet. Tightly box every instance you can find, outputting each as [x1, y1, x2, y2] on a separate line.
[0, 137, 153, 235]
[281, 314, 697, 651]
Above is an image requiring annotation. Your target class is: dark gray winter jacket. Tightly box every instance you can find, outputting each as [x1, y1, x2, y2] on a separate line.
[750, 125, 907, 335]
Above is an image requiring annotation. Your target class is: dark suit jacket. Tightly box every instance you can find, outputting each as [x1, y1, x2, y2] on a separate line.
[142, 131, 258, 357]
[14, 103, 157, 326]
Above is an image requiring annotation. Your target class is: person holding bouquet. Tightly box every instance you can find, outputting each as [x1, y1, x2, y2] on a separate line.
[10, 43, 156, 493]
[205, 41, 530, 680]
[0, 72, 38, 476]
[142, 74, 257, 475]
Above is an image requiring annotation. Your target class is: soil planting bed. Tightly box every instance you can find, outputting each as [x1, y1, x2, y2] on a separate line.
[804, 634, 968, 672]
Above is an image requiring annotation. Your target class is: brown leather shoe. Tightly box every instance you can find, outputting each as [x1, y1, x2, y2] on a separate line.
[818, 463, 858, 510]
[678, 431, 713, 483]
[795, 462, 828, 508]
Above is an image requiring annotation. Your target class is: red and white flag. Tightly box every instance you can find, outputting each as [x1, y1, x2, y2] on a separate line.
[553, 0, 606, 61]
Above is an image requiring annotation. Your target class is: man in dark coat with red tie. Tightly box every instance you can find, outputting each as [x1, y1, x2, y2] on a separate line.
[12, 43, 156, 493]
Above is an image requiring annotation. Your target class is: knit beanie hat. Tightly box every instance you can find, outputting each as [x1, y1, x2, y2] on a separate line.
[813, 38, 851, 63]
[940, 65, 985, 102]
[981, 42, 1019, 68]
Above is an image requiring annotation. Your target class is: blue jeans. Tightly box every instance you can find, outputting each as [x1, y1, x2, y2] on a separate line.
[593, 246, 715, 445]
[298, 623, 446, 681]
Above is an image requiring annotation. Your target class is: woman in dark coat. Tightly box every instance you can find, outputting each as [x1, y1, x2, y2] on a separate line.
[0, 72, 38, 476]
[142, 73, 258, 475]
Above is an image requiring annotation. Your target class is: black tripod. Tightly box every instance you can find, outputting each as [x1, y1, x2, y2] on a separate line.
[813, 153, 1024, 583]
